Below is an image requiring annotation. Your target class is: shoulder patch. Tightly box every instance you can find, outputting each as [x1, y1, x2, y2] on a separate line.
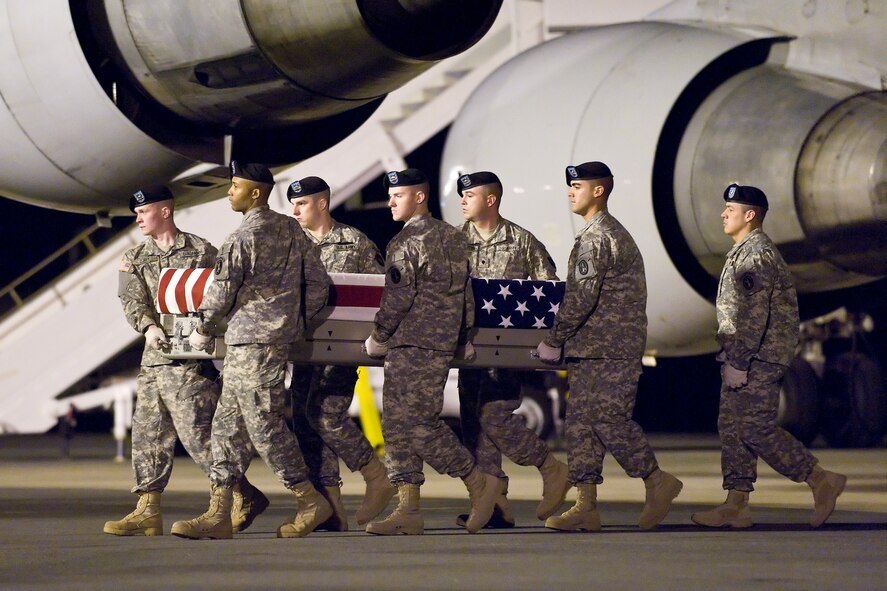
[388, 266, 401, 285]
[118, 259, 133, 273]
[740, 272, 759, 293]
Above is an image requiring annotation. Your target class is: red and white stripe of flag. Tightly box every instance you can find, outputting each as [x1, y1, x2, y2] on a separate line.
[156, 267, 214, 314]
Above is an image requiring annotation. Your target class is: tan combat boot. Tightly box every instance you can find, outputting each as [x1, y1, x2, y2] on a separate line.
[537, 454, 571, 520]
[545, 483, 601, 532]
[638, 468, 683, 530]
[231, 476, 270, 533]
[356, 456, 396, 525]
[314, 485, 348, 532]
[366, 484, 424, 535]
[103, 491, 163, 536]
[170, 486, 234, 539]
[277, 481, 333, 538]
[691, 490, 753, 528]
[456, 493, 515, 529]
[807, 465, 847, 527]
[462, 467, 505, 533]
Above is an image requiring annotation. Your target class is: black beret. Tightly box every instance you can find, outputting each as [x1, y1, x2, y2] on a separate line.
[724, 183, 768, 209]
[230, 160, 274, 185]
[287, 176, 330, 201]
[383, 168, 427, 189]
[565, 161, 613, 185]
[129, 184, 173, 212]
[457, 171, 502, 196]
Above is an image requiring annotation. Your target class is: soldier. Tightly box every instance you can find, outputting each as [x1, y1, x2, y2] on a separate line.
[692, 184, 846, 529]
[106, 185, 267, 537]
[535, 162, 683, 532]
[362, 168, 503, 535]
[171, 162, 332, 540]
[286, 175, 394, 531]
[455, 171, 569, 528]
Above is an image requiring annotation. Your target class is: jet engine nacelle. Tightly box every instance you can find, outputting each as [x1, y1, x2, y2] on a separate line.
[440, 20, 887, 357]
[0, 0, 501, 214]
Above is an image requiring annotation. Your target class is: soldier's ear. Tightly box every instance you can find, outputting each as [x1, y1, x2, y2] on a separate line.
[415, 190, 427, 205]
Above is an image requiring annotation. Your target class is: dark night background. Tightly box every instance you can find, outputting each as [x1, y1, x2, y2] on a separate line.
[2, 127, 884, 442]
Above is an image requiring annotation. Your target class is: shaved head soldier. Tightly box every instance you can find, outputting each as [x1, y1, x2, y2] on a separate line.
[171, 162, 332, 540]
[106, 185, 267, 537]
[286, 176, 393, 531]
[536, 162, 683, 532]
[456, 170, 569, 529]
[692, 184, 846, 529]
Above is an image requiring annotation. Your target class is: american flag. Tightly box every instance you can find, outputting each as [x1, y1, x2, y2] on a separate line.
[471, 278, 565, 329]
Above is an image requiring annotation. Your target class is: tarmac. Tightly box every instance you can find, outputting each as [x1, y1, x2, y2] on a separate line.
[0, 433, 884, 591]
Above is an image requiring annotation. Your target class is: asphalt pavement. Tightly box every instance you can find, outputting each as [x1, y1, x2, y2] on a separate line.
[0, 434, 884, 591]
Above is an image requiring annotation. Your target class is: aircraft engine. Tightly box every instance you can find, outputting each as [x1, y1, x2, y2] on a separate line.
[0, 0, 501, 213]
[440, 21, 887, 357]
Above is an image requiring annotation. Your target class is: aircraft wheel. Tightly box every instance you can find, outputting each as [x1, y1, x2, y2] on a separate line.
[820, 352, 886, 448]
[777, 357, 821, 447]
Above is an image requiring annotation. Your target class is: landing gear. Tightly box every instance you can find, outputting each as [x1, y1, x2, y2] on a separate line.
[777, 358, 821, 446]
[780, 308, 887, 448]
[820, 352, 886, 448]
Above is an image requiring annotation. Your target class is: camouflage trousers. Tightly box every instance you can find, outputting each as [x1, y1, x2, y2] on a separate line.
[131, 361, 219, 493]
[565, 358, 658, 485]
[382, 347, 475, 485]
[210, 344, 308, 489]
[290, 364, 375, 487]
[718, 359, 817, 492]
[458, 368, 549, 479]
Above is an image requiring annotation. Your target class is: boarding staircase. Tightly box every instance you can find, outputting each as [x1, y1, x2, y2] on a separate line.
[0, 1, 551, 433]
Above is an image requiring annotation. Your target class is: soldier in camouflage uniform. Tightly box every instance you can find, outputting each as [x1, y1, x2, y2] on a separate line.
[536, 162, 683, 532]
[170, 162, 333, 540]
[362, 168, 503, 535]
[455, 171, 570, 528]
[692, 184, 847, 529]
[286, 175, 393, 531]
[105, 185, 266, 537]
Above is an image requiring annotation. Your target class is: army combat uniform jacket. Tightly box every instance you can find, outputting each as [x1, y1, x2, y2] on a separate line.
[119, 231, 217, 366]
[306, 221, 384, 274]
[716, 228, 799, 370]
[462, 217, 557, 280]
[546, 209, 647, 360]
[199, 206, 330, 344]
[373, 213, 469, 352]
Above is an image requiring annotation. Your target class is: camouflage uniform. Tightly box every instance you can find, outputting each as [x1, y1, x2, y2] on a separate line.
[545, 209, 658, 485]
[118, 231, 219, 493]
[373, 213, 476, 485]
[459, 218, 557, 479]
[716, 228, 816, 492]
[198, 205, 330, 489]
[290, 221, 384, 487]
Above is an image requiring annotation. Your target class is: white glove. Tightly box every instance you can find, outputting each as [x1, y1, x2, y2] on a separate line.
[534, 341, 563, 364]
[454, 342, 476, 362]
[363, 334, 389, 358]
[723, 364, 748, 389]
[189, 329, 214, 352]
[144, 325, 169, 351]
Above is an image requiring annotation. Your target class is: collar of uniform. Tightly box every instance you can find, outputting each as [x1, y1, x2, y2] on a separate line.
[146, 230, 185, 254]
[730, 227, 763, 255]
[242, 204, 270, 222]
[403, 212, 431, 227]
[471, 217, 510, 245]
[307, 220, 340, 245]
[578, 208, 607, 236]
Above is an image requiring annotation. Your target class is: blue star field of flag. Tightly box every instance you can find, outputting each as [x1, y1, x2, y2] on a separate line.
[471, 278, 565, 329]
